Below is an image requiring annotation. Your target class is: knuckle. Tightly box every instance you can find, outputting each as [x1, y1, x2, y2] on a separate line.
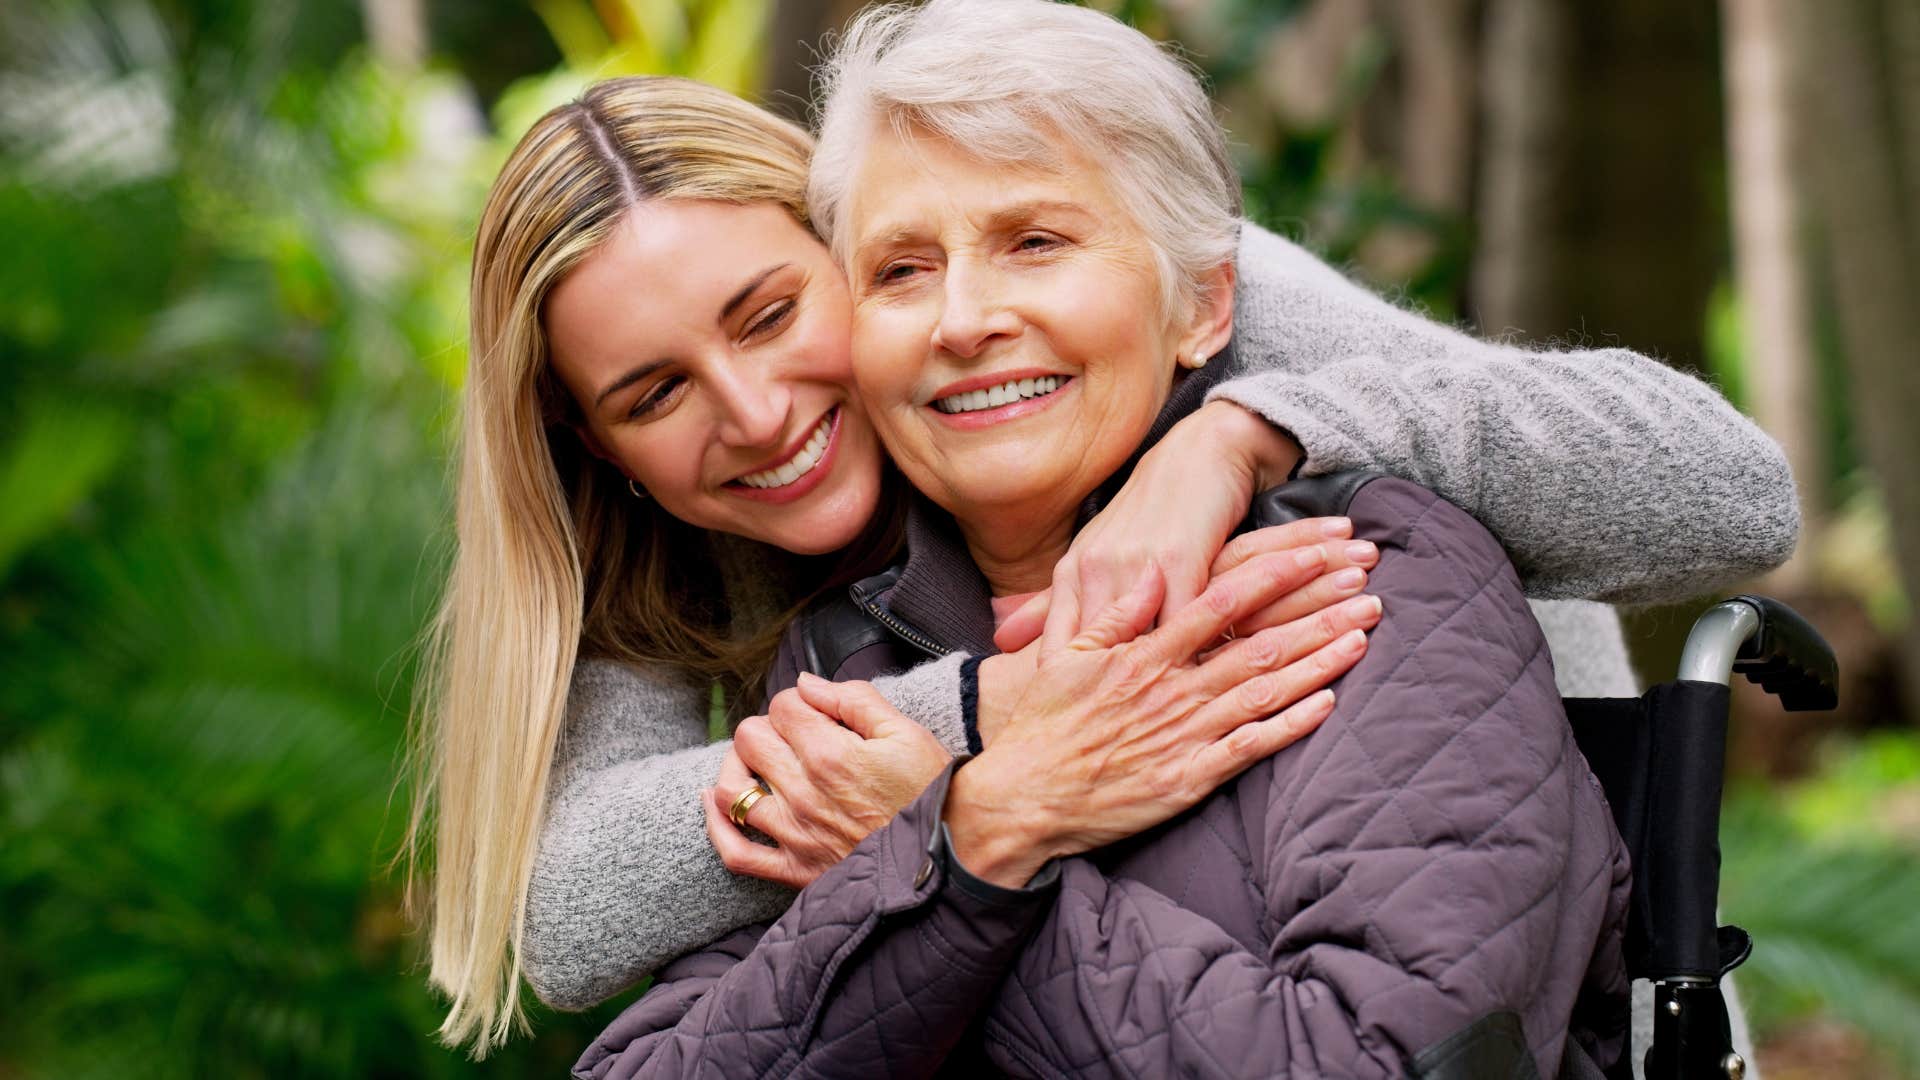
[1226, 723, 1261, 757]
[1201, 581, 1239, 619]
[1242, 630, 1283, 670]
[1240, 673, 1284, 714]
[733, 717, 770, 755]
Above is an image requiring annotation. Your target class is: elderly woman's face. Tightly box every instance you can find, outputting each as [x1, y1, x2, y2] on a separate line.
[845, 128, 1188, 530]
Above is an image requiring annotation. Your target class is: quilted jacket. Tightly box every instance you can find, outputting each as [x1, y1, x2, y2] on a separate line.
[576, 476, 1632, 1078]
[576, 367, 1632, 1077]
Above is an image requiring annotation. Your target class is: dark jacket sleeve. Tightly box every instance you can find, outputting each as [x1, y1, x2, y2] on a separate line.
[977, 479, 1633, 1078]
[572, 760, 1059, 1080]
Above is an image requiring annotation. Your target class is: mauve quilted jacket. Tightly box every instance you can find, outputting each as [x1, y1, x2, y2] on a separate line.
[575, 468, 1633, 1078]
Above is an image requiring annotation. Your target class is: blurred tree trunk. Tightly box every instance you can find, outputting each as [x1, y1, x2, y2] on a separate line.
[1787, 0, 1920, 705]
[360, 0, 424, 71]
[1359, 0, 1478, 283]
[1722, 0, 1824, 587]
[1472, 0, 1722, 373]
[760, 0, 863, 121]
[1471, 0, 1569, 338]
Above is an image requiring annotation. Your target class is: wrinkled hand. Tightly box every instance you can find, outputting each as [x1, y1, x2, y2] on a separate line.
[992, 401, 1304, 653]
[948, 547, 1383, 887]
[706, 677, 953, 889]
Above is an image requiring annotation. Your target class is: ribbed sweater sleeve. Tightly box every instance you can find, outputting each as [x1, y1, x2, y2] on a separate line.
[1213, 221, 1800, 603]
[523, 654, 972, 1010]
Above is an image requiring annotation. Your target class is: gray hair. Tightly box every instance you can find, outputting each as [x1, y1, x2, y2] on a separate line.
[809, 0, 1242, 315]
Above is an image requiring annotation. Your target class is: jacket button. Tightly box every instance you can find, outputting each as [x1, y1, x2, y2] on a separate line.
[913, 857, 934, 889]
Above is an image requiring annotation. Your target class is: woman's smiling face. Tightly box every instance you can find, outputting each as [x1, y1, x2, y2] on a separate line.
[544, 199, 885, 555]
[842, 127, 1195, 538]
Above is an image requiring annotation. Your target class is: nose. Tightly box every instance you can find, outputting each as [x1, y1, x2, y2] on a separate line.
[708, 360, 791, 449]
[932, 258, 1018, 359]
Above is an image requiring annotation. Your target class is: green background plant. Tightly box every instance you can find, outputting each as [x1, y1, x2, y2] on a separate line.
[2, 0, 1914, 1075]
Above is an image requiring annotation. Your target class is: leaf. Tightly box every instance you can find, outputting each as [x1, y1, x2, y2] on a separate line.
[0, 399, 128, 580]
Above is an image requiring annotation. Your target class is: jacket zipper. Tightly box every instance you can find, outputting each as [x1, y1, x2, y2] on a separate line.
[854, 593, 949, 660]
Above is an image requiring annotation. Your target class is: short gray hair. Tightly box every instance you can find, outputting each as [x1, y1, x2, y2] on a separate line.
[809, 0, 1242, 315]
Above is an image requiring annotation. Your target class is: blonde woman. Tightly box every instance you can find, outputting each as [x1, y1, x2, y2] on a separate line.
[410, 71, 1795, 1056]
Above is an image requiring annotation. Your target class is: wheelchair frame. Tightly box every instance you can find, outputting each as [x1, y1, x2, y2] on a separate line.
[1566, 595, 1838, 1080]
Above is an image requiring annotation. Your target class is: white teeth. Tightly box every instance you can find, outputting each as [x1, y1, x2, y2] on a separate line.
[738, 413, 834, 489]
[935, 376, 1066, 414]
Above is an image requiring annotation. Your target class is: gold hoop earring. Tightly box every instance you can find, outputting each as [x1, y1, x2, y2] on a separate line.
[628, 478, 649, 500]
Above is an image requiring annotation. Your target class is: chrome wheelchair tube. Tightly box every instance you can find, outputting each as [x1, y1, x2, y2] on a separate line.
[1677, 600, 1762, 686]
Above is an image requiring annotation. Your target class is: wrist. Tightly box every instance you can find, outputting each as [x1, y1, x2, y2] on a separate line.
[942, 753, 1054, 888]
[1199, 400, 1303, 491]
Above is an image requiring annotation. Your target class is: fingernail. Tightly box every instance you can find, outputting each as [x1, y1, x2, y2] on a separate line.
[1332, 567, 1366, 589]
[1345, 541, 1377, 563]
[1352, 594, 1382, 617]
[797, 671, 821, 686]
[1320, 517, 1352, 538]
[1294, 547, 1326, 568]
[1341, 628, 1368, 653]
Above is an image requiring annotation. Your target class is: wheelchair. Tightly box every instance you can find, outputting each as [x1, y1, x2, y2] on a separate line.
[1563, 595, 1839, 1080]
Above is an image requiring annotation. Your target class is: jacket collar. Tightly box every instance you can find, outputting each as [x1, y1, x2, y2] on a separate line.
[871, 350, 1231, 657]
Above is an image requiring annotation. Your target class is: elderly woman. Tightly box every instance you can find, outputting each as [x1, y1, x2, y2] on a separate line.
[558, 1, 1764, 1075]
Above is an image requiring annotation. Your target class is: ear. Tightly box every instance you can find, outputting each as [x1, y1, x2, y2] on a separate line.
[1175, 260, 1236, 369]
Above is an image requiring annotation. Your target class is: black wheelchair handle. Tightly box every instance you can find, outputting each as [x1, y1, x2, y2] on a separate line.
[1677, 595, 1838, 712]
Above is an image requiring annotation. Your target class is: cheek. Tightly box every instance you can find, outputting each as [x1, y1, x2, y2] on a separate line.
[613, 417, 707, 494]
[793, 307, 857, 385]
[850, 309, 923, 407]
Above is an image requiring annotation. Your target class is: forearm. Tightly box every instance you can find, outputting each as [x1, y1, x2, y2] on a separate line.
[525, 738, 795, 1009]
[527, 659, 787, 1009]
[1223, 221, 1799, 602]
[573, 762, 1056, 1079]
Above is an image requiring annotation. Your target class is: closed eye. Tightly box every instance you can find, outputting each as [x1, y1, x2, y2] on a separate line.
[745, 299, 795, 339]
[628, 374, 686, 419]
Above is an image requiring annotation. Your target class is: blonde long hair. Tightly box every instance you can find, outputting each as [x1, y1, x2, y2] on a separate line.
[405, 76, 870, 1055]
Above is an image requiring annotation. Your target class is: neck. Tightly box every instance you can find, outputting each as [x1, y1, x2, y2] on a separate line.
[955, 509, 1077, 598]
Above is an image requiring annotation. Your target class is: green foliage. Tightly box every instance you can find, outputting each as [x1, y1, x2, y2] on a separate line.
[1722, 734, 1920, 1075]
[0, 1, 645, 1074]
[1, 0, 1905, 1074]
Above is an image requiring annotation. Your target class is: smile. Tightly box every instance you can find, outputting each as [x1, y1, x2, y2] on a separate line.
[733, 408, 838, 490]
[933, 375, 1068, 414]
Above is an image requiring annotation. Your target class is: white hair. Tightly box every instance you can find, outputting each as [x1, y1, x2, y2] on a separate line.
[809, 0, 1242, 315]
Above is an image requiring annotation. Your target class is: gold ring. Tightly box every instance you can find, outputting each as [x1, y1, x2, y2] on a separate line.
[728, 782, 770, 828]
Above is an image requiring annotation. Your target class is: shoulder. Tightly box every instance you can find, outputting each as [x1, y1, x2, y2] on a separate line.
[1234, 218, 1363, 294]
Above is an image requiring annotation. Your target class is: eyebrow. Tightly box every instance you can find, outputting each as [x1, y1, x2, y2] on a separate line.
[590, 262, 793, 409]
[720, 262, 790, 321]
[855, 200, 1096, 257]
[593, 358, 670, 409]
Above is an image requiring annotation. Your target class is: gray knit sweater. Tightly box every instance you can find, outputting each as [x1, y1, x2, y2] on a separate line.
[520, 220, 1799, 1012]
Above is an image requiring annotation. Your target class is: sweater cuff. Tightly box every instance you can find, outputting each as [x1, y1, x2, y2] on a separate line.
[1206, 376, 1369, 481]
[959, 655, 986, 755]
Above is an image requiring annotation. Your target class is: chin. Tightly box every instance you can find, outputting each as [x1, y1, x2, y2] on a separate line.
[758, 482, 881, 556]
